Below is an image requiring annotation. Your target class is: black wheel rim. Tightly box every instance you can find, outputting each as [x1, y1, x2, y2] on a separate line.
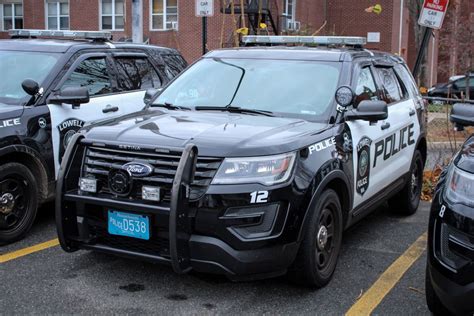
[0, 176, 29, 231]
[315, 205, 340, 275]
[410, 158, 422, 201]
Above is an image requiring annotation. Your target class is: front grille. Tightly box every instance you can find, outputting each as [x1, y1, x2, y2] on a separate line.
[90, 225, 170, 257]
[81, 146, 222, 203]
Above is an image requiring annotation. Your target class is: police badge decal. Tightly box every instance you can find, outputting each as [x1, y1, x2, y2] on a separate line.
[356, 136, 372, 195]
[57, 118, 85, 161]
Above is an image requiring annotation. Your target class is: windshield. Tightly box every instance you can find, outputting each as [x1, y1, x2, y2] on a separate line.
[0, 51, 61, 105]
[153, 58, 341, 120]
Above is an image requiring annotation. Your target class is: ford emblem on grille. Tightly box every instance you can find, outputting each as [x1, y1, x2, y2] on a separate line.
[122, 162, 153, 177]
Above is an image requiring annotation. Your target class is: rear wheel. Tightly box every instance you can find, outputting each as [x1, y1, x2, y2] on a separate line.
[0, 163, 38, 244]
[389, 150, 423, 215]
[289, 189, 343, 288]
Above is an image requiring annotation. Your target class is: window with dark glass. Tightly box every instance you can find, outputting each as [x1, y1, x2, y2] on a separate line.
[2, 2, 23, 30]
[46, 0, 69, 30]
[355, 67, 379, 106]
[395, 64, 419, 98]
[161, 54, 187, 78]
[115, 57, 162, 91]
[376, 67, 404, 103]
[101, 0, 124, 30]
[62, 58, 112, 96]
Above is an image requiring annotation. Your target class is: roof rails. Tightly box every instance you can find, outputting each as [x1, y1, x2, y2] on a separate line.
[8, 29, 112, 41]
[242, 35, 367, 48]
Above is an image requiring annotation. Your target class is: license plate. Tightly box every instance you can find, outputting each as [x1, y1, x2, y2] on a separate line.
[108, 210, 150, 240]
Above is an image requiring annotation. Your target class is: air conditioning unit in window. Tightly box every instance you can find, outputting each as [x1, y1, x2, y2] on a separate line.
[171, 21, 178, 30]
[286, 21, 301, 32]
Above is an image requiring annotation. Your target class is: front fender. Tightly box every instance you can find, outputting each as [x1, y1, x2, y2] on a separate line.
[297, 162, 352, 242]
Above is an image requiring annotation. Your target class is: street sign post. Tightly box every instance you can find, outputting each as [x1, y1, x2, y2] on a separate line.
[196, 0, 214, 55]
[418, 0, 449, 29]
[196, 0, 214, 17]
[413, 0, 450, 78]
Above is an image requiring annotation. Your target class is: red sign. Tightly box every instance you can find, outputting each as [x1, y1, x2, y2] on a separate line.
[418, 0, 449, 29]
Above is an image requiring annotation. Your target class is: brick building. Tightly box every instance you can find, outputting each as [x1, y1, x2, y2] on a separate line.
[0, 0, 470, 85]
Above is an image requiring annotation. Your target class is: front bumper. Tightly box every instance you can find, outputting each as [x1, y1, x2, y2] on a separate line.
[428, 263, 474, 315]
[428, 191, 474, 315]
[56, 138, 303, 280]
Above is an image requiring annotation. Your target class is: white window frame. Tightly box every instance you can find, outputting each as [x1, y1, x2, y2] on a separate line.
[99, 0, 124, 31]
[1, 2, 23, 31]
[45, 0, 69, 30]
[150, 0, 178, 31]
[283, 0, 296, 22]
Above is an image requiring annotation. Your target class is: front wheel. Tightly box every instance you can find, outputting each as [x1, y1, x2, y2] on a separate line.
[0, 163, 38, 244]
[289, 189, 343, 288]
[389, 150, 423, 215]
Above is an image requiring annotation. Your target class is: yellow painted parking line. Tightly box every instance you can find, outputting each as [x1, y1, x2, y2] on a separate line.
[0, 238, 59, 264]
[346, 232, 427, 316]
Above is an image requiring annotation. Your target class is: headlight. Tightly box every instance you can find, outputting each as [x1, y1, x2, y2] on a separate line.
[445, 166, 474, 207]
[212, 152, 296, 185]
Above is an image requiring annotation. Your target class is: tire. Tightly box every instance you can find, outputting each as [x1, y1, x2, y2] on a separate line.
[288, 189, 343, 288]
[426, 264, 452, 315]
[389, 150, 423, 216]
[0, 163, 38, 244]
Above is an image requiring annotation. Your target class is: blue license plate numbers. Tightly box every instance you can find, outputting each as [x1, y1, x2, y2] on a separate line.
[108, 210, 150, 240]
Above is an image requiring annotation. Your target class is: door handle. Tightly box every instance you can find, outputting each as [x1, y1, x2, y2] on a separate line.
[409, 109, 416, 116]
[102, 105, 119, 113]
[381, 122, 391, 130]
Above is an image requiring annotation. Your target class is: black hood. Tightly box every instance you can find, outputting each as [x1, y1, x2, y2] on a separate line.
[0, 103, 23, 116]
[82, 108, 330, 157]
[454, 135, 474, 173]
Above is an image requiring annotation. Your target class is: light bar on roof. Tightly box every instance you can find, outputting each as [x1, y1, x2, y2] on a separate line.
[8, 29, 112, 40]
[242, 35, 367, 46]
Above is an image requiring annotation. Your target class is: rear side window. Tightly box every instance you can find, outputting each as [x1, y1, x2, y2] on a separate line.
[161, 54, 187, 79]
[395, 64, 419, 98]
[355, 67, 379, 106]
[376, 67, 404, 103]
[115, 57, 162, 91]
[62, 57, 113, 96]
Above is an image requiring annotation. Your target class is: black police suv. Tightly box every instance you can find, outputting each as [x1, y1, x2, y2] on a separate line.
[426, 103, 474, 315]
[0, 30, 187, 243]
[57, 36, 427, 287]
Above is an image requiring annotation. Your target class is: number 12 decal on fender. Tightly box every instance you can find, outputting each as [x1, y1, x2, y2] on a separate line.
[250, 191, 269, 204]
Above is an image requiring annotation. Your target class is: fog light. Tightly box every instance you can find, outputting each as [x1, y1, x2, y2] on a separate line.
[142, 186, 160, 201]
[79, 177, 97, 193]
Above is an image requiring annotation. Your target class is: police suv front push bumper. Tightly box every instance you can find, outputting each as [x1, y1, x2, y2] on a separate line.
[56, 137, 298, 280]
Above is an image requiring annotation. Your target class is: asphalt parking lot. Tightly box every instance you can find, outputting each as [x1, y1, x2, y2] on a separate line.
[1, 201, 431, 315]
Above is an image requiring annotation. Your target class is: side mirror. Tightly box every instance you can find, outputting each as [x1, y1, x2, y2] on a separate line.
[335, 86, 354, 108]
[451, 103, 474, 130]
[345, 100, 388, 122]
[22, 79, 40, 96]
[49, 87, 90, 109]
[144, 88, 159, 105]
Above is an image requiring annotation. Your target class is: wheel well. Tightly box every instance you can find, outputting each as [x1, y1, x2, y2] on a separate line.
[417, 137, 427, 168]
[325, 178, 351, 226]
[0, 152, 49, 203]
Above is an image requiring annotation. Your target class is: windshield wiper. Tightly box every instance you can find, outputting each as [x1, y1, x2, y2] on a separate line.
[195, 106, 275, 117]
[151, 102, 191, 111]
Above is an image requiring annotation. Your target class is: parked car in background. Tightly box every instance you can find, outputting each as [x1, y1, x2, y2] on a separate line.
[428, 74, 474, 100]
[426, 103, 474, 315]
[0, 30, 187, 244]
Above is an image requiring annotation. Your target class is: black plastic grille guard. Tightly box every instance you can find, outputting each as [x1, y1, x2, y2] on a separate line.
[169, 143, 198, 274]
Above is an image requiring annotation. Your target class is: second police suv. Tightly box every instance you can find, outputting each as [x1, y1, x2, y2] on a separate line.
[57, 36, 427, 287]
[0, 30, 187, 243]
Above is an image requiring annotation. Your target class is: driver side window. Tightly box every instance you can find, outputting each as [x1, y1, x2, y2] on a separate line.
[61, 57, 113, 97]
[355, 67, 379, 107]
